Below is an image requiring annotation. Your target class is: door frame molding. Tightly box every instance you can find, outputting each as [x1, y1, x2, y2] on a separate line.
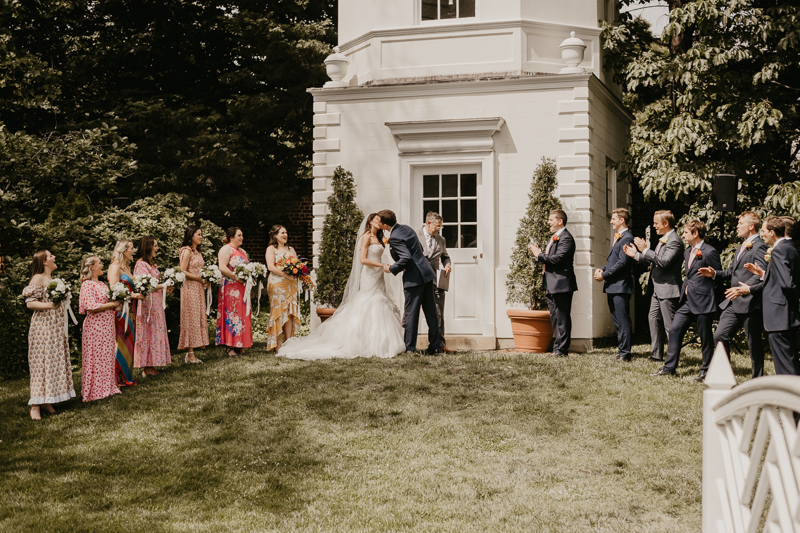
[396, 151, 497, 337]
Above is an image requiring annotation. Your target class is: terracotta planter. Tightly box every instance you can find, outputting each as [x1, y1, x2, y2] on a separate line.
[316, 307, 336, 323]
[506, 309, 553, 353]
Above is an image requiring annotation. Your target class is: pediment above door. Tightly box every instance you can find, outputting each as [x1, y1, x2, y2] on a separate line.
[385, 118, 505, 154]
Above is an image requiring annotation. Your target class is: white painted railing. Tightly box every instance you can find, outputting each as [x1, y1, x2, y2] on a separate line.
[703, 343, 800, 532]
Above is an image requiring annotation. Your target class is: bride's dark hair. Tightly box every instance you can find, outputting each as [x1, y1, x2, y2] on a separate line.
[364, 213, 385, 245]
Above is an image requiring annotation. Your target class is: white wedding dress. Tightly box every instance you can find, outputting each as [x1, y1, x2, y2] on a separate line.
[276, 238, 405, 360]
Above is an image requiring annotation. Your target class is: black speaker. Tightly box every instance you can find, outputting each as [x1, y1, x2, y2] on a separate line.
[713, 174, 738, 212]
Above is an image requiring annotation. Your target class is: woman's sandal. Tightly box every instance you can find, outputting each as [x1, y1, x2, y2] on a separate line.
[226, 348, 238, 357]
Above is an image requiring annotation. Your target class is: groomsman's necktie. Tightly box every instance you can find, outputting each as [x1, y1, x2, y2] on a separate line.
[654, 240, 663, 254]
[736, 242, 747, 262]
[687, 248, 698, 270]
[543, 236, 555, 274]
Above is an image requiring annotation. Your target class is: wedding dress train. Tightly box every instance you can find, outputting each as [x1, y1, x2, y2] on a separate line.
[276, 241, 405, 360]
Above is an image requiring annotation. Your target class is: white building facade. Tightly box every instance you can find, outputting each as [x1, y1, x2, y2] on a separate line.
[309, 0, 632, 350]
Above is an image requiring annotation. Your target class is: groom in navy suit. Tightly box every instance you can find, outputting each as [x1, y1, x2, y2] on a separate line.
[595, 208, 635, 361]
[378, 209, 443, 354]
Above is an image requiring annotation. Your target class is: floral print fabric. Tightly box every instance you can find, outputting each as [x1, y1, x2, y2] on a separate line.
[79, 280, 121, 402]
[178, 247, 209, 350]
[267, 250, 300, 350]
[216, 245, 252, 348]
[23, 284, 75, 405]
[133, 261, 172, 367]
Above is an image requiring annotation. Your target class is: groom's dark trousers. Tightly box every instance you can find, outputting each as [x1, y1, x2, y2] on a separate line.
[388, 223, 442, 352]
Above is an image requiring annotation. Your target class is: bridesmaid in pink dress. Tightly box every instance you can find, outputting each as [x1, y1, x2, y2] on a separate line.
[133, 236, 173, 376]
[178, 225, 209, 363]
[78, 255, 122, 402]
[216, 227, 252, 356]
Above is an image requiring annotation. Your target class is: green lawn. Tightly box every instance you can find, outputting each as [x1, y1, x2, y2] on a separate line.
[0, 342, 768, 532]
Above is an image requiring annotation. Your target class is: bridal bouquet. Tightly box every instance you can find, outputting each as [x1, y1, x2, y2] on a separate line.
[159, 267, 186, 309]
[46, 278, 78, 336]
[234, 262, 267, 316]
[108, 282, 133, 331]
[200, 265, 223, 315]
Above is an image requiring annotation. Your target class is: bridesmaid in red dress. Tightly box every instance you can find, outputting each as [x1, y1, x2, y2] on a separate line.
[178, 225, 209, 363]
[216, 227, 252, 356]
[78, 255, 122, 402]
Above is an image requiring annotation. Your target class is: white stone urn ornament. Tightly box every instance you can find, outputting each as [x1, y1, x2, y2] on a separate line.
[559, 32, 587, 74]
[324, 46, 349, 88]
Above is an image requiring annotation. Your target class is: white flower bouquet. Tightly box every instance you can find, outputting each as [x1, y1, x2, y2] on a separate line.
[133, 273, 158, 296]
[46, 278, 72, 304]
[108, 282, 133, 331]
[200, 264, 223, 285]
[161, 267, 186, 291]
[234, 262, 267, 316]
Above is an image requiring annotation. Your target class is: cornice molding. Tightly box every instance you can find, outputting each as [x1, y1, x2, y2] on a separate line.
[385, 118, 505, 154]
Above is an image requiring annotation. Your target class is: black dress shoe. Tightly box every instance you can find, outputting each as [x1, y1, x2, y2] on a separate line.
[545, 352, 568, 358]
[649, 356, 664, 362]
[615, 356, 632, 362]
[651, 369, 676, 376]
[425, 348, 442, 356]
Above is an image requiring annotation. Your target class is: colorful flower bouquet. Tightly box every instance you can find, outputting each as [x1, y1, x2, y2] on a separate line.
[277, 256, 315, 291]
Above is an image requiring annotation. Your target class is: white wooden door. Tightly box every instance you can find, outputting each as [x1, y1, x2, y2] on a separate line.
[412, 166, 484, 334]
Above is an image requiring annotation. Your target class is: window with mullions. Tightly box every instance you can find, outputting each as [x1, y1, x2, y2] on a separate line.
[421, 0, 476, 21]
[422, 173, 478, 249]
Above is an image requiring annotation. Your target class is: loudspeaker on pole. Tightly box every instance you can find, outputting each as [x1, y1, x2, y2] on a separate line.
[713, 174, 738, 212]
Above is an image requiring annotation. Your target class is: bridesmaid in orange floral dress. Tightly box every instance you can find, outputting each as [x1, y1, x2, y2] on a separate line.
[216, 227, 252, 356]
[178, 225, 209, 363]
[266, 225, 300, 351]
[133, 236, 172, 376]
[78, 255, 122, 402]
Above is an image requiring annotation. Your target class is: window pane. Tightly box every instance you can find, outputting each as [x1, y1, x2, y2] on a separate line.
[461, 199, 477, 223]
[423, 175, 439, 198]
[422, 0, 438, 20]
[459, 0, 475, 17]
[441, 199, 458, 222]
[440, 0, 456, 19]
[461, 225, 478, 248]
[442, 174, 458, 197]
[423, 200, 439, 222]
[442, 226, 458, 249]
[461, 173, 477, 196]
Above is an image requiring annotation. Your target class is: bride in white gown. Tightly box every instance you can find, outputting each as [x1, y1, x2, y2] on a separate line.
[276, 213, 406, 360]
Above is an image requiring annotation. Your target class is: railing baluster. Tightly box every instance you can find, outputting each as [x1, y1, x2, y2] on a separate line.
[720, 422, 747, 531]
[743, 409, 769, 506]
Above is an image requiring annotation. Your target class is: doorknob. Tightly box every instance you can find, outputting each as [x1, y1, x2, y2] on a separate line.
[472, 253, 483, 259]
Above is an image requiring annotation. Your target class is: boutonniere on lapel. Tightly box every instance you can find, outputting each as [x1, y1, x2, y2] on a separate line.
[659, 236, 668, 244]
[614, 232, 622, 241]
[382, 237, 389, 245]
[745, 241, 753, 251]
[552, 234, 559, 242]
[695, 249, 703, 259]
[765, 246, 773, 262]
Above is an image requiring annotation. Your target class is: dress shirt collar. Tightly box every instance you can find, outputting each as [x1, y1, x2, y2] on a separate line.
[554, 227, 566, 237]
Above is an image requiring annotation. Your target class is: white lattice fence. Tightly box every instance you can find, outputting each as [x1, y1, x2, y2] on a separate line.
[703, 344, 800, 532]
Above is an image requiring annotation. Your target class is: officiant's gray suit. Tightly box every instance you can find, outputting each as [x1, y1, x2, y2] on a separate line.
[417, 226, 451, 344]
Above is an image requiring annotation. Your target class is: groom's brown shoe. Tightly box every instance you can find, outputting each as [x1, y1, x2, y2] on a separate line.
[440, 346, 456, 353]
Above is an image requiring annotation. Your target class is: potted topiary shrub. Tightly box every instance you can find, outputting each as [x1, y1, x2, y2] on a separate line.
[314, 166, 364, 322]
[505, 157, 563, 352]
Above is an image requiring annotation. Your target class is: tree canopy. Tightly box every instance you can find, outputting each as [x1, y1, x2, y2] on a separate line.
[602, 0, 800, 239]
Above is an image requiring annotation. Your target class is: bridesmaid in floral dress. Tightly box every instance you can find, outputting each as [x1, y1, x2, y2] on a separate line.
[266, 225, 300, 351]
[78, 255, 122, 402]
[178, 225, 209, 363]
[107, 240, 142, 387]
[23, 250, 75, 420]
[133, 236, 172, 376]
[216, 227, 252, 356]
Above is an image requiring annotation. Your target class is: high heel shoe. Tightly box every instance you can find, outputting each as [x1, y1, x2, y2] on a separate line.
[184, 355, 203, 364]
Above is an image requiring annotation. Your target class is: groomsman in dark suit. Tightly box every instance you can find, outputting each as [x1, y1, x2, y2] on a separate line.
[697, 212, 768, 378]
[652, 219, 721, 380]
[529, 209, 578, 357]
[624, 210, 683, 362]
[595, 208, 635, 361]
[735, 216, 800, 377]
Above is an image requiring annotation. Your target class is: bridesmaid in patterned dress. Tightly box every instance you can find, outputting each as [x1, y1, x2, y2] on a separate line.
[78, 255, 122, 402]
[133, 236, 173, 376]
[266, 225, 300, 351]
[178, 225, 209, 363]
[108, 240, 143, 387]
[216, 227, 252, 356]
[23, 250, 75, 420]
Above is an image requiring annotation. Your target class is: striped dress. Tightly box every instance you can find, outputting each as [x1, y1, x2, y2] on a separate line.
[114, 272, 137, 386]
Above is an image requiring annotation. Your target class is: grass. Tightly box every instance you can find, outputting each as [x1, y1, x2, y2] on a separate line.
[0, 341, 770, 532]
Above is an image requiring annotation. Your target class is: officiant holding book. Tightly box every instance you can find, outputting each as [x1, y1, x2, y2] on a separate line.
[417, 212, 453, 352]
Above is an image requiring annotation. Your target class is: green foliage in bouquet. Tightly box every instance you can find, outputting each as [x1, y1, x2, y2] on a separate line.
[314, 166, 364, 308]
[506, 158, 563, 311]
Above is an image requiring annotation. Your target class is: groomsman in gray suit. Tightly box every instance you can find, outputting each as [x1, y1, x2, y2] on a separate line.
[698, 212, 767, 378]
[416, 212, 452, 351]
[624, 210, 684, 362]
